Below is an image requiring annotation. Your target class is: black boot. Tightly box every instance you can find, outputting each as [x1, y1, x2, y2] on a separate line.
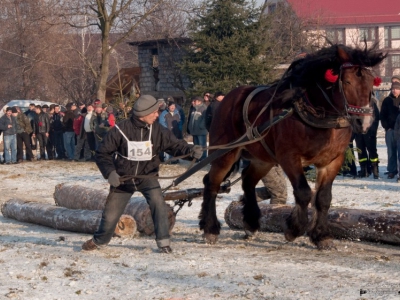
[358, 163, 369, 178]
[371, 162, 379, 179]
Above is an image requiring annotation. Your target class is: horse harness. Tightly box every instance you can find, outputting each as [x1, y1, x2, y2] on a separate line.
[242, 63, 374, 160]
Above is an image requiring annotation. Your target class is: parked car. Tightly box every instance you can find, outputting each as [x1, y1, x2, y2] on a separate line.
[0, 100, 66, 119]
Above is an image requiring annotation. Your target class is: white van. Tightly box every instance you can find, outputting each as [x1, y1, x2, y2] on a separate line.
[0, 100, 66, 119]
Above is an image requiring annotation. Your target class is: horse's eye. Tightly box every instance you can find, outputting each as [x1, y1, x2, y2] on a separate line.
[344, 81, 351, 85]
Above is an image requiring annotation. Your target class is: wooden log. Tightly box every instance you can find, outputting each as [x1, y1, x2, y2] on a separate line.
[1, 198, 136, 235]
[53, 184, 176, 235]
[224, 201, 400, 245]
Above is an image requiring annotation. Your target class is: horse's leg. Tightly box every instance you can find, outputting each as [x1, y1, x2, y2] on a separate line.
[308, 157, 343, 250]
[200, 149, 241, 244]
[282, 164, 313, 242]
[241, 161, 272, 237]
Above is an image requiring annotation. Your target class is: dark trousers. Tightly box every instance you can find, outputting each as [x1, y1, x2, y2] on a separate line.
[354, 132, 378, 171]
[36, 133, 48, 159]
[53, 131, 65, 159]
[86, 132, 96, 157]
[17, 132, 34, 161]
[93, 178, 170, 248]
[46, 132, 55, 159]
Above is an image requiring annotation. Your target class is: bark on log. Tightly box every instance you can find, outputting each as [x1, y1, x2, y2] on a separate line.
[53, 184, 175, 235]
[1, 198, 136, 235]
[224, 201, 400, 245]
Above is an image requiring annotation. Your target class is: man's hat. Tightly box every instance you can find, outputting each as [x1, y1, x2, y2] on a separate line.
[11, 107, 18, 113]
[102, 103, 108, 109]
[391, 75, 400, 82]
[6, 107, 12, 112]
[133, 95, 159, 117]
[191, 96, 203, 102]
[42, 104, 49, 109]
[391, 81, 400, 89]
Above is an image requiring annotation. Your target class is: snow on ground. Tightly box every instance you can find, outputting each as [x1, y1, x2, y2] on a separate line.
[0, 126, 400, 300]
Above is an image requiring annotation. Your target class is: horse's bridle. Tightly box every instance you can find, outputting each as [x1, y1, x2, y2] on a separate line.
[338, 62, 374, 117]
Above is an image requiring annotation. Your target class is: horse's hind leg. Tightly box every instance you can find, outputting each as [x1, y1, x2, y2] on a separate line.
[200, 150, 240, 244]
[283, 168, 313, 242]
[241, 161, 272, 237]
[308, 160, 342, 250]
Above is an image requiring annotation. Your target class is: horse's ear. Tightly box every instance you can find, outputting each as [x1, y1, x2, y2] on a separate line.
[337, 45, 350, 62]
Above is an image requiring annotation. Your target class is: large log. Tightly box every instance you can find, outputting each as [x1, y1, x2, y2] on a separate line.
[53, 184, 176, 235]
[224, 201, 400, 245]
[1, 198, 136, 235]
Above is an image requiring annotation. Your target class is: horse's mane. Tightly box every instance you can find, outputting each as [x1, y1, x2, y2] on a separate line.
[284, 43, 387, 88]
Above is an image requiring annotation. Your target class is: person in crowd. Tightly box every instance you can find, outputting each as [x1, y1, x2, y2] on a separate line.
[51, 105, 66, 159]
[73, 107, 91, 161]
[77, 102, 85, 115]
[106, 106, 116, 128]
[394, 109, 400, 182]
[203, 92, 212, 107]
[84, 104, 96, 159]
[14, 106, 34, 162]
[166, 96, 185, 134]
[354, 95, 380, 179]
[205, 91, 225, 131]
[41, 104, 49, 114]
[81, 95, 203, 253]
[91, 104, 110, 147]
[187, 96, 208, 161]
[24, 103, 37, 152]
[380, 81, 400, 179]
[63, 102, 77, 161]
[32, 105, 50, 160]
[159, 101, 183, 164]
[0, 107, 18, 164]
[45, 104, 56, 160]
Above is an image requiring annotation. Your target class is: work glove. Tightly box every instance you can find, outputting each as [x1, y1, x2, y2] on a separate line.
[191, 145, 203, 160]
[108, 170, 121, 187]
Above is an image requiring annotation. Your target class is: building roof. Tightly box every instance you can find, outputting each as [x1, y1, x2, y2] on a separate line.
[287, 0, 400, 26]
[128, 37, 191, 47]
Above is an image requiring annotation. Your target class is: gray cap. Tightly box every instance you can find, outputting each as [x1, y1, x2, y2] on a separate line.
[391, 75, 400, 82]
[133, 95, 159, 117]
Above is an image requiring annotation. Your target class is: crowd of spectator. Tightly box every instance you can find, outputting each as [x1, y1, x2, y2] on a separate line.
[0, 93, 224, 165]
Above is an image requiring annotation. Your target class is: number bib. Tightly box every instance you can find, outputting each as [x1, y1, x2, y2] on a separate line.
[115, 124, 153, 161]
[127, 140, 152, 161]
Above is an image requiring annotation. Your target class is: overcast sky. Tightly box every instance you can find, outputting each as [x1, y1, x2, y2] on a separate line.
[255, 0, 266, 7]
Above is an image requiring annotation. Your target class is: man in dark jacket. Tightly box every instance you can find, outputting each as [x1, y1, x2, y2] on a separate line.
[14, 106, 34, 162]
[354, 97, 380, 178]
[63, 103, 76, 160]
[380, 81, 400, 178]
[0, 107, 18, 164]
[82, 95, 203, 253]
[32, 105, 50, 160]
[205, 91, 225, 131]
[187, 96, 208, 161]
[51, 105, 65, 159]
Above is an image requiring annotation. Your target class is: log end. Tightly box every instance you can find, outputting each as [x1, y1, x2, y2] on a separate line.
[115, 215, 137, 236]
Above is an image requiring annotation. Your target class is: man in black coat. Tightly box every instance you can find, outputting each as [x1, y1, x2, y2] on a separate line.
[32, 105, 50, 160]
[82, 95, 202, 254]
[380, 81, 400, 179]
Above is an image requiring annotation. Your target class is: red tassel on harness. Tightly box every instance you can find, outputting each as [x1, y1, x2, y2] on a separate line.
[325, 69, 338, 83]
[373, 77, 382, 87]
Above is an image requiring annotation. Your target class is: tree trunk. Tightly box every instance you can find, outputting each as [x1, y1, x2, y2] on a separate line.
[53, 184, 175, 235]
[1, 198, 136, 236]
[224, 201, 400, 246]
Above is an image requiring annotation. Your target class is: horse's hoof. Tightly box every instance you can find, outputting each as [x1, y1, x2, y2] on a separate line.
[316, 239, 336, 250]
[203, 233, 218, 244]
[284, 230, 297, 242]
[244, 229, 258, 240]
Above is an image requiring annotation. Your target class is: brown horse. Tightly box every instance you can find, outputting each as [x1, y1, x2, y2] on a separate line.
[200, 44, 386, 249]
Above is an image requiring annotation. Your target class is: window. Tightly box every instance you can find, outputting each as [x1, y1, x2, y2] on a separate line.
[384, 26, 400, 48]
[359, 27, 377, 41]
[326, 28, 345, 44]
[385, 54, 400, 79]
[268, 4, 276, 13]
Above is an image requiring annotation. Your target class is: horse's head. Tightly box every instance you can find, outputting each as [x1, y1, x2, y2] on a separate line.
[335, 46, 377, 134]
